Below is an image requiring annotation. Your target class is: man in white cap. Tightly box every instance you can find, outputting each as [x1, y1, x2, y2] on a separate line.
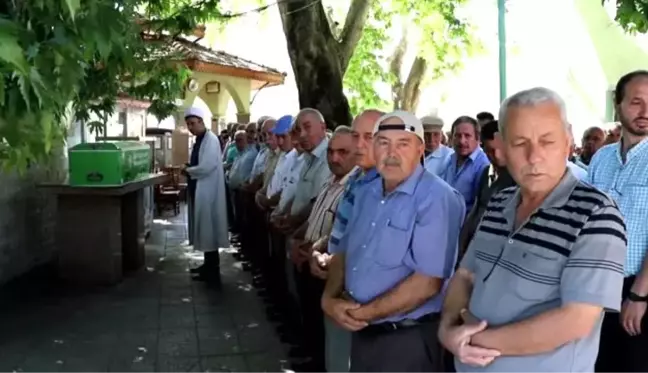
[321, 110, 466, 371]
[182, 106, 229, 285]
[421, 115, 454, 176]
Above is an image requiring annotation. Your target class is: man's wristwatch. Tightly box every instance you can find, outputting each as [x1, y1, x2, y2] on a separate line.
[628, 291, 648, 302]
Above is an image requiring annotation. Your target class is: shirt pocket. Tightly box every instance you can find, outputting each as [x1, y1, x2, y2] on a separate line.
[506, 247, 563, 302]
[372, 214, 413, 268]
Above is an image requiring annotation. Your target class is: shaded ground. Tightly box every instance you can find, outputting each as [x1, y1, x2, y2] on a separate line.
[0, 208, 289, 372]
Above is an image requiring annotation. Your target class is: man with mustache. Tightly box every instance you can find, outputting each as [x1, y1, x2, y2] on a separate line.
[323, 110, 465, 371]
[289, 126, 357, 371]
[421, 115, 454, 175]
[324, 109, 384, 372]
[591, 70, 648, 372]
[440, 87, 626, 372]
[441, 116, 491, 212]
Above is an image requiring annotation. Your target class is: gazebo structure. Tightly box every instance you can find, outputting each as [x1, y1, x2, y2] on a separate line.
[162, 33, 286, 164]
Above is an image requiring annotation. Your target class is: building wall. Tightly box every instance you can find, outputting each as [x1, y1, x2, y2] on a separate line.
[0, 150, 65, 284]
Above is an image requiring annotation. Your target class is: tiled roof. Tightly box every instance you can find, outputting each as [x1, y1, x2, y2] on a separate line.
[167, 36, 285, 78]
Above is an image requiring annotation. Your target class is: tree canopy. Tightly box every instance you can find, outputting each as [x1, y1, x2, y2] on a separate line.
[612, 0, 648, 32]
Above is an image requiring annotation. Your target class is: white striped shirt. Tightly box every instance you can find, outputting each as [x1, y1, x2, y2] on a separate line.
[304, 172, 353, 244]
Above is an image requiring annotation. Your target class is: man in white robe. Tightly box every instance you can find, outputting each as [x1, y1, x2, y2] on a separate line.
[182, 106, 230, 284]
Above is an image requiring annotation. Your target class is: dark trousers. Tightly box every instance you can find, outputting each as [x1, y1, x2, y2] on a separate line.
[596, 276, 648, 372]
[225, 184, 235, 232]
[350, 316, 444, 372]
[231, 187, 245, 235]
[296, 267, 326, 370]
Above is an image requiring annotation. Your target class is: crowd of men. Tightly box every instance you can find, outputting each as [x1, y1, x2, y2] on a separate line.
[179, 69, 648, 372]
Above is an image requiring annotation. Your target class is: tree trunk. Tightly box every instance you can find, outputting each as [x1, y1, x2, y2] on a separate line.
[278, 0, 370, 128]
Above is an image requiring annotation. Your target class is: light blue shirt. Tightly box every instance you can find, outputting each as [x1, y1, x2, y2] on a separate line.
[328, 167, 380, 254]
[589, 139, 648, 276]
[441, 147, 491, 212]
[567, 160, 588, 181]
[424, 145, 454, 176]
[249, 146, 269, 182]
[228, 145, 258, 189]
[343, 165, 466, 322]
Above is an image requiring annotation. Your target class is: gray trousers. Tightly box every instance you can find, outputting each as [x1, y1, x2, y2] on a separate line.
[325, 316, 351, 372]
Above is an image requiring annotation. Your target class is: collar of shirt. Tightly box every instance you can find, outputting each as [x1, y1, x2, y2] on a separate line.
[502, 170, 578, 221]
[427, 144, 453, 159]
[310, 137, 329, 160]
[370, 164, 424, 197]
[613, 137, 648, 163]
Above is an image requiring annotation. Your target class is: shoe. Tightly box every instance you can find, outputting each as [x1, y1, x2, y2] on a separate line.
[242, 262, 253, 271]
[189, 265, 205, 274]
[192, 272, 222, 284]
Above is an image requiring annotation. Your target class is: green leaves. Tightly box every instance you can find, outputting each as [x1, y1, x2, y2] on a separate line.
[613, 0, 648, 33]
[63, 0, 81, 20]
[0, 0, 223, 171]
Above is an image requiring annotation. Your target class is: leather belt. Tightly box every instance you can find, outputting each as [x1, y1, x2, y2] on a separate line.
[362, 312, 440, 334]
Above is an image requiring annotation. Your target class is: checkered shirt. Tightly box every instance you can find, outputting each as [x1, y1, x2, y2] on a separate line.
[588, 139, 648, 276]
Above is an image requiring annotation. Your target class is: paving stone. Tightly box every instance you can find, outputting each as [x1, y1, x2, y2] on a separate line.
[201, 355, 248, 372]
[197, 327, 240, 356]
[156, 356, 201, 372]
[160, 305, 196, 329]
[157, 329, 198, 357]
[0, 206, 287, 372]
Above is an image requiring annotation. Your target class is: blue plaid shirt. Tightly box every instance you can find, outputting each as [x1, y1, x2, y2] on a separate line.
[589, 139, 648, 276]
[328, 167, 380, 254]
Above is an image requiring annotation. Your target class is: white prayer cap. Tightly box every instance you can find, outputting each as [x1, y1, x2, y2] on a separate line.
[184, 106, 211, 123]
[373, 110, 424, 143]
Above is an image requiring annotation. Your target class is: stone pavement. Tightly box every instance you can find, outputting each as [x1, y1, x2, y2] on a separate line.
[0, 209, 290, 372]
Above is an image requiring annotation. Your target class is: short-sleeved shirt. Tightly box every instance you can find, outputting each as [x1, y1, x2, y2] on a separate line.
[588, 139, 648, 276]
[457, 171, 627, 372]
[304, 172, 352, 244]
[424, 145, 454, 175]
[225, 144, 239, 166]
[249, 146, 269, 182]
[440, 147, 491, 212]
[228, 145, 258, 189]
[267, 149, 295, 198]
[290, 138, 332, 216]
[273, 153, 306, 216]
[328, 167, 380, 254]
[343, 165, 466, 323]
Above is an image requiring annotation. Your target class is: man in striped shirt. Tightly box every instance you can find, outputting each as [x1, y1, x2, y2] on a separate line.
[289, 126, 357, 371]
[440, 87, 627, 372]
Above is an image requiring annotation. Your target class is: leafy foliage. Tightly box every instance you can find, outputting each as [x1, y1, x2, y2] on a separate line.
[342, 0, 477, 113]
[0, 0, 223, 171]
[611, 0, 648, 33]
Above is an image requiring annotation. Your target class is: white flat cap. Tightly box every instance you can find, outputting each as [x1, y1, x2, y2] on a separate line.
[373, 110, 424, 143]
[420, 115, 444, 130]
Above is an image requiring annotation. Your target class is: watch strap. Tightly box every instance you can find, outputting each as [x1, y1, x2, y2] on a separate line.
[628, 291, 648, 302]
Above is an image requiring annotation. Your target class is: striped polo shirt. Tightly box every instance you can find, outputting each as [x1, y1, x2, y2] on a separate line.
[457, 171, 627, 372]
[304, 172, 352, 244]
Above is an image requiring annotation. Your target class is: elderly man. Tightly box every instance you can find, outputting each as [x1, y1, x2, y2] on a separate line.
[325, 109, 384, 372]
[182, 107, 229, 284]
[440, 87, 627, 372]
[591, 70, 648, 372]
[228, 122, 258, 252]
[323, 110, 465, 372]
[441, 116, 491, 212]
[421, 115, 454, 175]
[286, 126, 357, 371]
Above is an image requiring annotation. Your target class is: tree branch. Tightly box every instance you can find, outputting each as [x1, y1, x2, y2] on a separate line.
[337, 0, 371, 73]
[400, 56, 428, 112]
[389, 24, 408, 110]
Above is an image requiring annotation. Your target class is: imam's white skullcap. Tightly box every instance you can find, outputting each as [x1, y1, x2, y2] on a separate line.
[184, 106, 211, 122]
[373, 110, 424, 143]
[420, 115, 444, 130]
